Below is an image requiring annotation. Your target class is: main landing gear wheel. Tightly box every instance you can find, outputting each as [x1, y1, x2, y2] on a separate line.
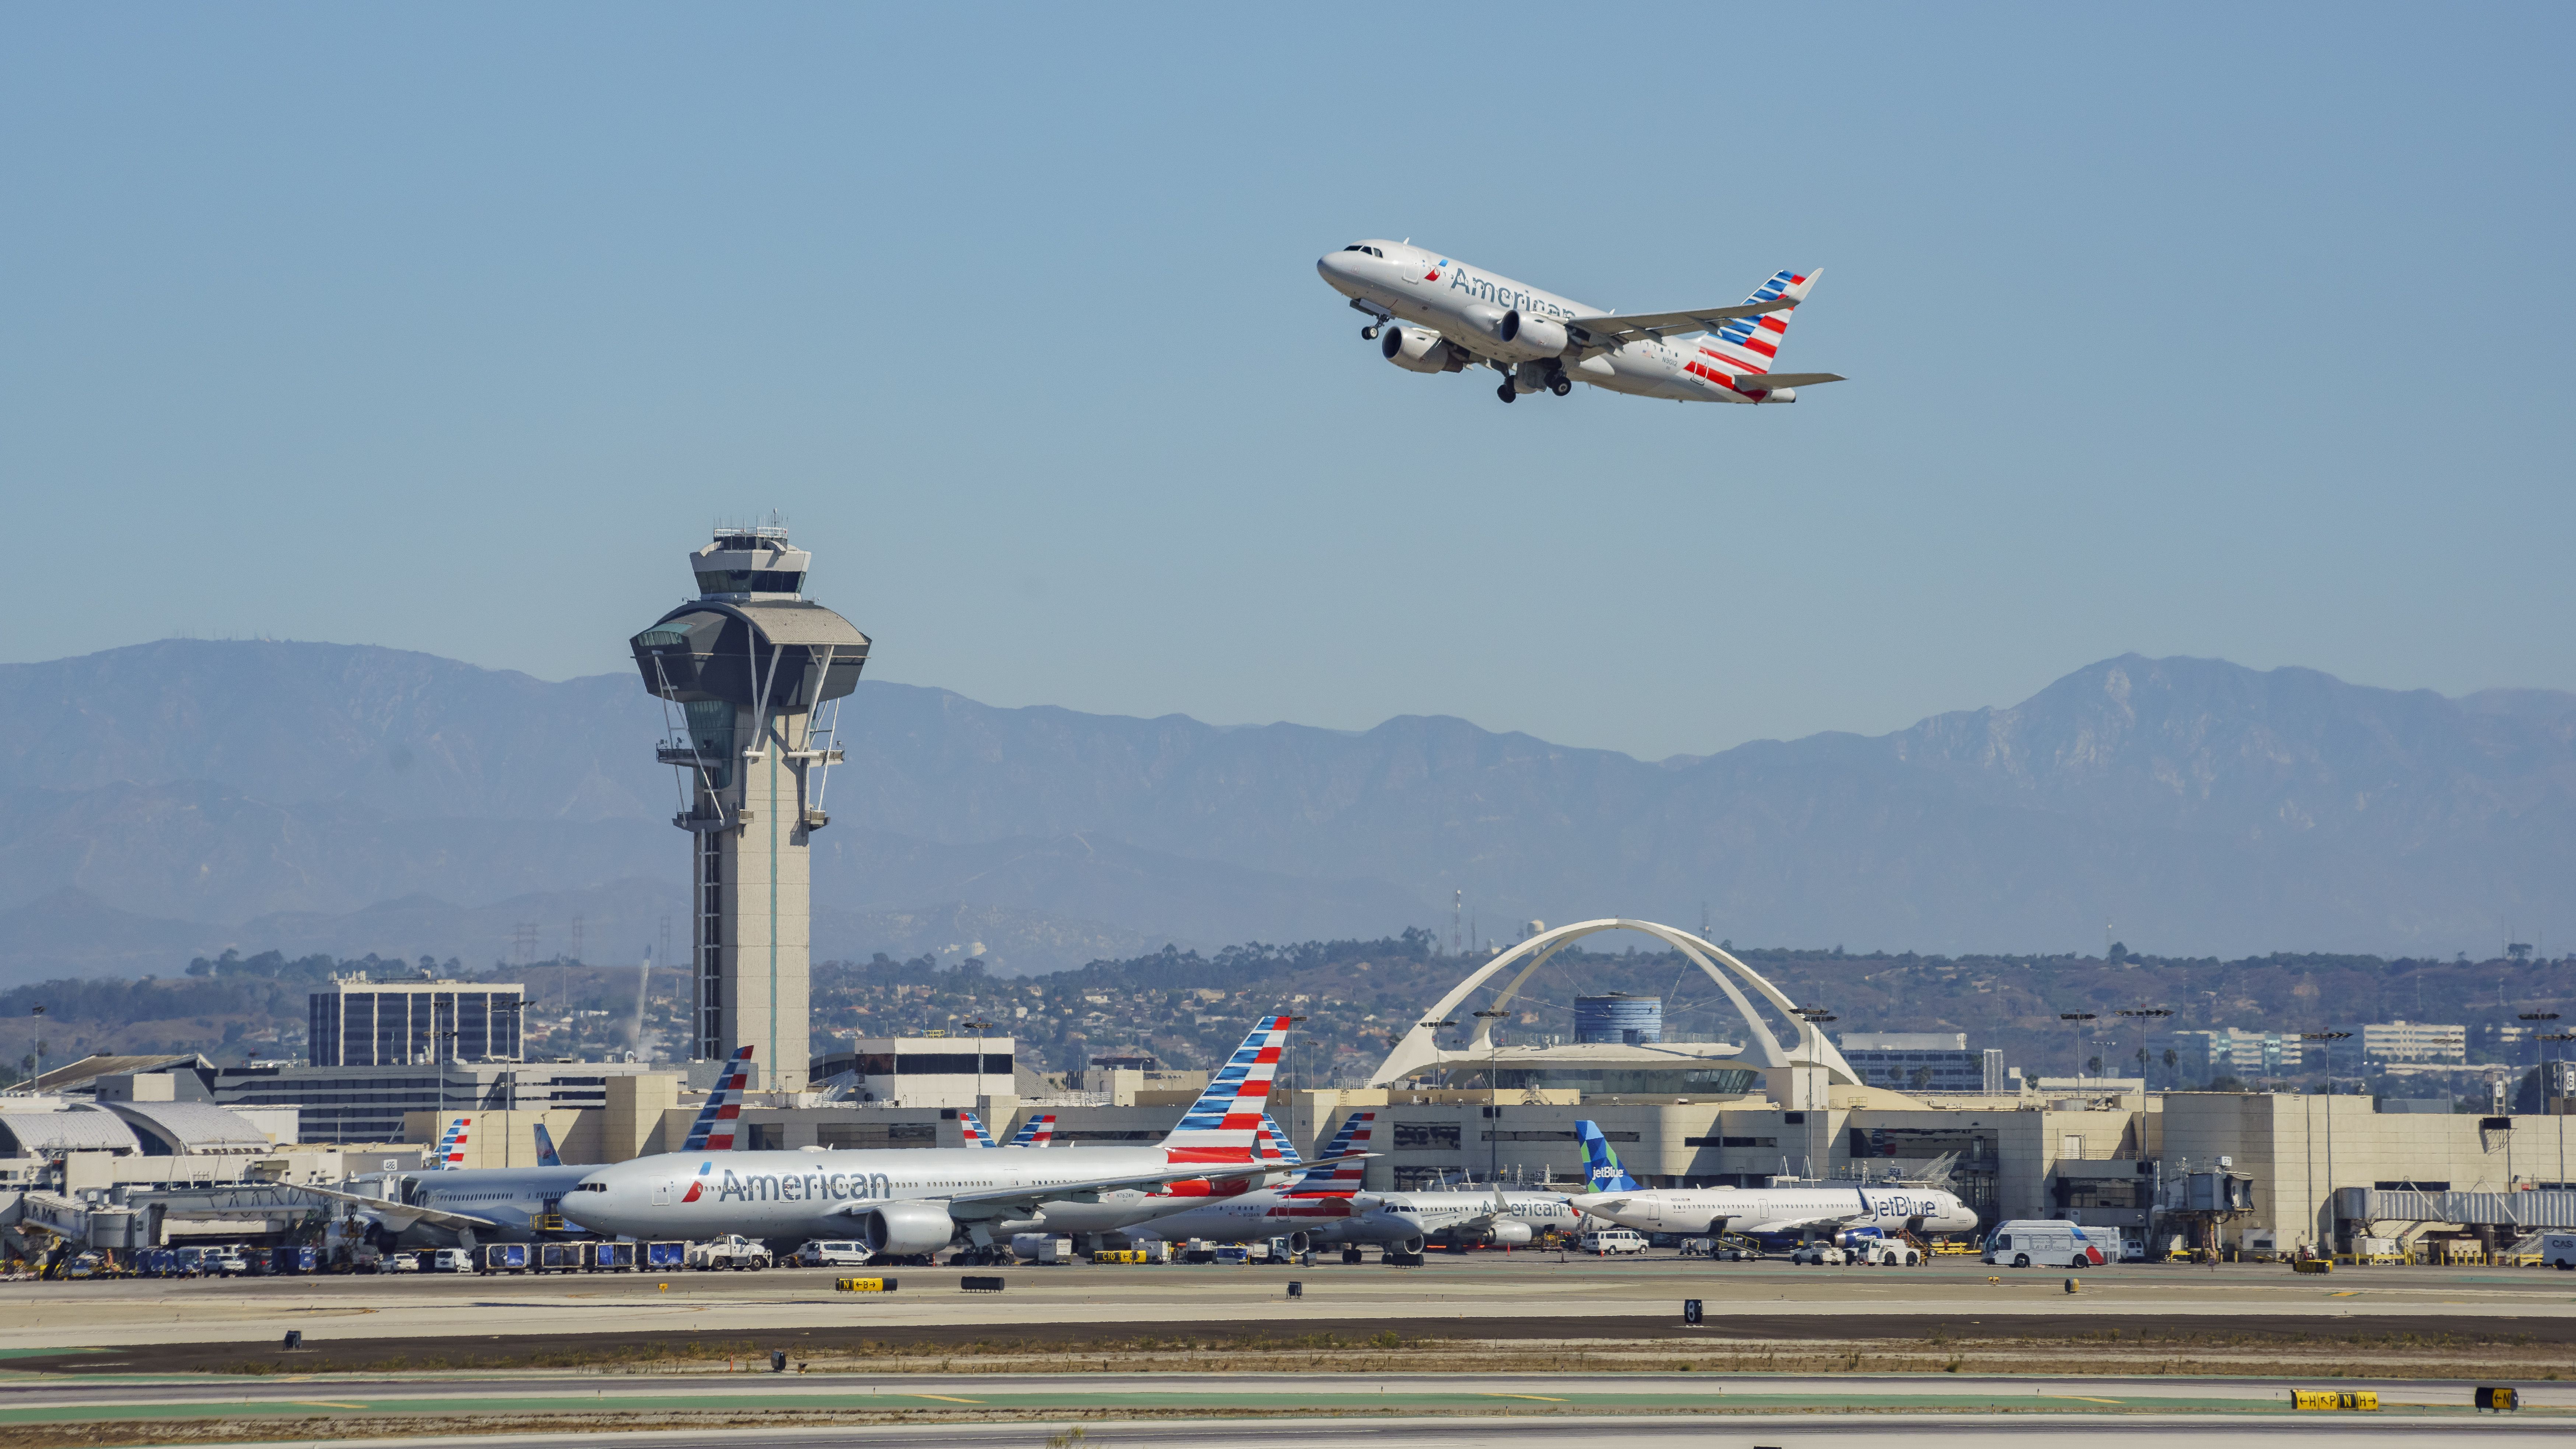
[1496, 381, 1516, 403]
[1550, 379, 1572, 396]
[1361, 325, 1380, 340]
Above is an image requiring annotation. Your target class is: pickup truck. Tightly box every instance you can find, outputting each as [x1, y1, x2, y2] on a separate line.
[687, 1235, 774, 1271]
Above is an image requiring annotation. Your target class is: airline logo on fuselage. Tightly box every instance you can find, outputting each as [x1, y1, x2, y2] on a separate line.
[1442, 267, 1574, 321]
[688, 1166, 900, 1205]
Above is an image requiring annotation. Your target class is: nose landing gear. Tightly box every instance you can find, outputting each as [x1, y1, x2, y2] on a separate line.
[1361, 325, 1380, 341]
[1496, 381, 1516, 403]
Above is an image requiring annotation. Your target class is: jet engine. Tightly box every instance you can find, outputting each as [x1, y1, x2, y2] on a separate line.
[1282, 1231, 1311, 1256]
[855, 1200, 955, 1257]
[1498, 309, 1568, 359]
[1470, 1221, 1535, 1247]
[1382, 326, 1463, 374]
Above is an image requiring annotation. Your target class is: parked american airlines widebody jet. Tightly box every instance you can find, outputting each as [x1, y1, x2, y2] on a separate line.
[566, 1019, 1362, 1261]
[1316, 241, 1844, 405]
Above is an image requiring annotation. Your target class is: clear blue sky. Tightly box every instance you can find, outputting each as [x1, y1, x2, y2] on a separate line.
[6, 6, 2569, 760]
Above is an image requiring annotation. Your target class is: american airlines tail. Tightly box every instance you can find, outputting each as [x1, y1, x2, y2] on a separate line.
[1290, 1109, 1374, 1192]
[428, 1116, 472, 1170]
[957, 1109, 997, 1148]
[1257, 1114, 1304, 1168]
[532, 1122, 563, 1168]
[1701, 268, 1820, 377]
[1010, 1113, 1056, 1147]
[1575, 1120, 1641, 1193]
[1158, 1015, 1294, 1163]
[680, 1046, 755, 1152]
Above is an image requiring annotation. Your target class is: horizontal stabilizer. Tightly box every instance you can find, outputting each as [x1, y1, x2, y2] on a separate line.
[1731, 372, 1845, 389]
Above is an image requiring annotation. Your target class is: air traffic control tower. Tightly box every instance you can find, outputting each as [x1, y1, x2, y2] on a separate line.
[630, 526, 869, 1092]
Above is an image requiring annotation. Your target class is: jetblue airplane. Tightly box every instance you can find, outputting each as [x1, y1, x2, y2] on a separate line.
[299, 1048, 759, 1251]
[1316, 241, 1844, 406]
[1568, 1120, 1977, 1246]
[567, 1019, 1364, 1261]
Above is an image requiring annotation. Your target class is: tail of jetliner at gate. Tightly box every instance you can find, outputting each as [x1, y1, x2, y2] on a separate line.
[1292, 1110, 1375, 1192]
[1010, 1113, 1056, 1147]
[1577, 1120, 1641, 1193]
[532, 1122, 563, 1168]
[1160, 1016, 1294, 1163]
[682, 1046, 754, 1152]
[1258, 1114, 1303, 1168]
[958, 1110, 997, 1148]
[428, 1117, 471, 1170]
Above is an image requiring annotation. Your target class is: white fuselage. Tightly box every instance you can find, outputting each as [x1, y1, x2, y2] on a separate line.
[364, 1167, 598, 1248]
[1579, 1184, 1980, 1239]
[566, 1147, 1248, 1245]
[1315, 241, 1773, 404]
[1135, 1189, 1579, 1248]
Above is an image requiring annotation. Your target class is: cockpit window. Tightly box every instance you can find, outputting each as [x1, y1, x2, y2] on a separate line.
[1343, 245, 1387, 257]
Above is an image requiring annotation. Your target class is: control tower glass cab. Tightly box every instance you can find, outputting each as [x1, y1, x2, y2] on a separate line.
[630, 526, 869, 1092]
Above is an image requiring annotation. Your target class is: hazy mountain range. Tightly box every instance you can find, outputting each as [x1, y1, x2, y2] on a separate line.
[0, 640, 2567, 986]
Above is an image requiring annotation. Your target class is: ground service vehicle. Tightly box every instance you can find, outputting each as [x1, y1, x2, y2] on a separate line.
[2542, 1234, 2576, 1270]
[1856, 1239, 1921, 1266]
[1789, 1242, 1848, 1266]
[797, 1240, 872, 1268]
[1580, 1229, 1649, 1256]
[1983, 1220, 2107, 1269]
[480, 1243, 530, 1274]
[688, 1235, 772, 1270]
[425, 1247, 475, 1273]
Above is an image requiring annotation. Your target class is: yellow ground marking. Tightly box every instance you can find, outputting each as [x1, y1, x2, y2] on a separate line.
[2043, 1395, 2124, 1404]
[904, 1394, 985, 1404]
[1482, 1393, 1569, 1402]
[289, 1401, 371, 1409]
[2330, 1291, 2359, 1298]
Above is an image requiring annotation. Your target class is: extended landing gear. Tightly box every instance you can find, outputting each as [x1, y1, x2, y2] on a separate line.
[1341, 1247, 1365, 1265]
[1496, 381, 1516, 403]
[1551, 379, 1572, 396]
[1361, 325, 1380, 340]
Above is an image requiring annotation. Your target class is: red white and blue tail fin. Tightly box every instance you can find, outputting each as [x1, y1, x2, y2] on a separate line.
[957, 1109, 997, 1148]
[681, 1046, 754, 1152]
[1008, 1113, 1056, 1147]
[428, 1116, 472, 1170]
[1700, 268, 1819, 377]
[1292, 1109, 1374, 1191]
[1158, 1015, 1294, 1163]
[532, 1121, 562, 1168]
[1257, 1113, 1305, 1168]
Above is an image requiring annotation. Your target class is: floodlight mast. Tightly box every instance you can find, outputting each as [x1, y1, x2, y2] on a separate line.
[629, 526, 870, 1092]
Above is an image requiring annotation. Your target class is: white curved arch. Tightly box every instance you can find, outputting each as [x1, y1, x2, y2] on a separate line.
[1366, 917, 1857, 1095]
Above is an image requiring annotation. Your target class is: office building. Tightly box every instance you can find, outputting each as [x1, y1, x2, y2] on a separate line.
[1837, 1032, 2016, 1093]
[307, 974, 524, 1066]
[2353, 1020, 2468, 1065]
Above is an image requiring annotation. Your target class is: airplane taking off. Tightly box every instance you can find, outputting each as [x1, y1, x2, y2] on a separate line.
[1316, 241, 1844, 405]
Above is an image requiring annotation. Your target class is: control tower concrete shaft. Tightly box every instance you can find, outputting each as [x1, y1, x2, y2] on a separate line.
[630, 526, 869, 1092]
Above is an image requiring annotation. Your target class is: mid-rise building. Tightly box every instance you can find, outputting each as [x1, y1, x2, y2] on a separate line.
[2161, 1028, 2305, 1079]
[1837, 1032, 2016, 1093]
[809, 1035, 1015, 1108]
[2353, 1020, 2468, 1065]
[307, 974, 525, 1066]
[211, 1060, 663, 1145]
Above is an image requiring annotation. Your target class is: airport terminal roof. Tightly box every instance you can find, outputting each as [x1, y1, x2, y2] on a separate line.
[0, 1104, 146, 1157]
[29, 1053, 209, 1094]
[100, 1100, 274, 1154]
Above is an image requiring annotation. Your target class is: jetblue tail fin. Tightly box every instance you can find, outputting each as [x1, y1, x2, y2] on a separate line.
[1157, 1016, 1295, 1162]
[428, 1116, 472, 1170]
[681, 1046, 754, 1152]
[532, 1121, 562, 1168]
[1699, 267, 1819, 377]
[1576, 1120, 1640, 1193]
[1292, 1109, 1375, 1191]
[1008, 1113, 1056, 1147]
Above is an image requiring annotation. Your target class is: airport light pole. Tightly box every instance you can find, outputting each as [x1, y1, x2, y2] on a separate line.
[959, 1018, 994, 1108]
[2299, 1030, 2351, 1234]
[2542, 1032, 2576, 1188]
[2117, 1008, 2172, 1089]
[1794, 1007, 1836, 1114]
[2060, 1013, 2097, 1084]
[1473, 1009, 1509, 1184]
[27, 1005, 44, 1094]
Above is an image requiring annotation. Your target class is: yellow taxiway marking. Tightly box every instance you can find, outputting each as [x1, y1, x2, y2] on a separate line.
[904, 1395, 985, 1404]
[290, 1401, 372, 1410]
[1483, 1393, 1569, 1402]
[2330, 1291, 2359, 1298]
[2043, 1395, 2124, 1404]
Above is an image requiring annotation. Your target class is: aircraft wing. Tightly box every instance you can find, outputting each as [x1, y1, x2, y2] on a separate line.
[1736, 1212, 1866, 1235]
[1566, 303, 1790, 347]
[293, 1182, 507, 1235]
[1727, 372, 1847, 389]
[830, 1152, 1373, 1218]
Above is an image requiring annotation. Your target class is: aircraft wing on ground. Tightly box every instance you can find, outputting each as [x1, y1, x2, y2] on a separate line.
[1566, 303, 1789, 347]
[1733, 1212, 1866, 1235]
[841, 1152, 1373, 1221]
[292, 1182, 506, 1235]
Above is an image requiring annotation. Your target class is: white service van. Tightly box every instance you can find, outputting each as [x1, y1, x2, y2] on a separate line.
[795, 1240, 872, 1268]
[424, 1247, 476, 1273]
[1982, 1219, 2106, 1269]
[2541, 1234, 2576, 1270]
[1580, 1228, 1649, 1256]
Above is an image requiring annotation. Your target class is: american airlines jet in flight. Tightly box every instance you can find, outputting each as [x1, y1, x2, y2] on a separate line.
[1316, 242, 1843, 406]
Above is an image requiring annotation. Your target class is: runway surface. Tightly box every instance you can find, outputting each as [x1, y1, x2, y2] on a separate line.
[6, 1253, 2570, 1352]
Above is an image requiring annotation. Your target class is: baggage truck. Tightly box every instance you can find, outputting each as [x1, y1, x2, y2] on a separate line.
[643, 1240, 689, 1271]
[538, 1243, 583, 1274]
[585, 1241, 637, 1272]
[480, 1243, 531, 1274]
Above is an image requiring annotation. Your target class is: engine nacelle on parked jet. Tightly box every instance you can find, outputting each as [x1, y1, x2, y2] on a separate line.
[1382, 326, 1463, 374]
[1497, 309, 1567, 359]
[1477, 1221, 1535, 1247]
[855, 1200, 954, 1257]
